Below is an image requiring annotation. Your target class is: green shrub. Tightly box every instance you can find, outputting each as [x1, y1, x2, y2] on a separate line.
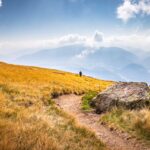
[81, 91, 98, 111]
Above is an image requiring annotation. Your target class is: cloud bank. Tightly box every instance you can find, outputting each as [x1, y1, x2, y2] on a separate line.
[0, 0, 2, 7]
[0, 31, 103, 55]
[117, 0, 150, 22]
[1, 31, 150, 56]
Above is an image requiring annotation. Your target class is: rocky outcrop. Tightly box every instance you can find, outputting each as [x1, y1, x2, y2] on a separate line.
[91, 82, 150, 114]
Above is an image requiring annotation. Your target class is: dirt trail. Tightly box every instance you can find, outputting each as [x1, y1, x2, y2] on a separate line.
[55, 94, 149, 150]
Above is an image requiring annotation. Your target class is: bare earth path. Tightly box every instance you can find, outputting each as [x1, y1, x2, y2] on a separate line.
[55, 94, 149, 150]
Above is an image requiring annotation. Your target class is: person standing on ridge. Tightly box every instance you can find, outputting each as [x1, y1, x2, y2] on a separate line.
[79, 71, 82, 77]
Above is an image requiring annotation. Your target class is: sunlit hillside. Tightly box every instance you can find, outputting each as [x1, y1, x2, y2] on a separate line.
[0, 62, 113, 150]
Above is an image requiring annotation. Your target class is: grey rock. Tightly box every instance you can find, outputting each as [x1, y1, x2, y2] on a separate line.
[91, 82, 150, 114]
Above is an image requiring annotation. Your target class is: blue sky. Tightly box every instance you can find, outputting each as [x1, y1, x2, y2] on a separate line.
[0, 0, 150, 55]
[0, 0, 121, 39]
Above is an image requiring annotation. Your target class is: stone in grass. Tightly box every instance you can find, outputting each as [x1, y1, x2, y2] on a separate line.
[91, 82, 150, 114]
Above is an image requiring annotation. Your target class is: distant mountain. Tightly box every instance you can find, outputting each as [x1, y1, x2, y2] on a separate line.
[120, 63, 150, 82]
[83, 67, 123, 81]
[81, 47, 138, 70]
[15, 45, 85, 67]
[15, 45, 150, 82]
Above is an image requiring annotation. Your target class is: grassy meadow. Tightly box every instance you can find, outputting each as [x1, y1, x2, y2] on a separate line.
[0, 62, 113, 150]
[1, 61, 149, 149]
[101, 108, 150, 144]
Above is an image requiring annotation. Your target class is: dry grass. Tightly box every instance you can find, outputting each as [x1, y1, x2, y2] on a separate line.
[0, 62, 112, 150]
[101, 108, 150, 143]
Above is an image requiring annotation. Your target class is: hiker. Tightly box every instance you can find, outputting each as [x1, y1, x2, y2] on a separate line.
[79, 71, 82, 77]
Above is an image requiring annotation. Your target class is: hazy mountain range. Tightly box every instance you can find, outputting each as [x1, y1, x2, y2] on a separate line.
[2, 45, 150, 83]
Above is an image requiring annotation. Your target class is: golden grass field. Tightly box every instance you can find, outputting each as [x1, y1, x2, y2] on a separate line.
[0, 62, 113, 150]
[101, 108, 150, 144]
[1, 61, 149, 149]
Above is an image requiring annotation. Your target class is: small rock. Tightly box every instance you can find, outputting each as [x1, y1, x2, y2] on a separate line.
[109, 127, 114, 131]
[126, 136, 132, 140]
[100, 121, 106, 125]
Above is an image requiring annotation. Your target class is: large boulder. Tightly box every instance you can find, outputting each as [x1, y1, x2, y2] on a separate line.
[91, 82, 150, 114]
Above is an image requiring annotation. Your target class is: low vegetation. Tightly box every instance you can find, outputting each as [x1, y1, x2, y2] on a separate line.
[101, 108, 150, 144]
[0, 62, 113, 150]
[81, 91, 98, 111]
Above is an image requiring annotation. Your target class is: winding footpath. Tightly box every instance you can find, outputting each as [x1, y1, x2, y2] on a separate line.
[55, 94, 149, 150]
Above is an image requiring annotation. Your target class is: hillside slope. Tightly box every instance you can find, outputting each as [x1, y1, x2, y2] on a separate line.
[0, 62, 113, 150]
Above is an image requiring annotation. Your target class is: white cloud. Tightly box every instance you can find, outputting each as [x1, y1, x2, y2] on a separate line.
[93, 31, 103, 42]
[117, 0, 150, 22]
[1, 31, 150, 57]
[139, 0, 150, 14]
[0, 0, 2, 7]
[0, 34, 88, 55]
[102, 33, 150, 55]
[117, 0, 138, 22]
[0, 31, 104, 55]
[75, 32, 150, 60]
[76, 49, 90, 59]
[59, 34, 87, 45]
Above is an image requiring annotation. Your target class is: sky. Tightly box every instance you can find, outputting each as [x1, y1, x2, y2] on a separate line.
[0, 0, 150, 55]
